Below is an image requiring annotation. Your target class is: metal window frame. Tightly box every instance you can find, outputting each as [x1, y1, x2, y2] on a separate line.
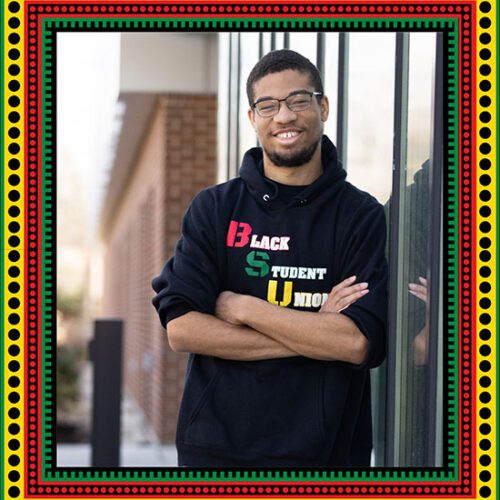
[270, 32, 276, 51]
[235, 32, 241, 168]
[316, 32, 325, 80]
[226, 33, 242, 178]
[425, 32, 444, 467]
[284, 32, 290, 49]
[336, 33, 349, 168]
[385, 31, 410, 467]
[226, 33, 233, 179]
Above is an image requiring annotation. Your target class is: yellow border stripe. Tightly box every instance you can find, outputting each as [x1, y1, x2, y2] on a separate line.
[0, 1, 496, 499]
[475, 0, 497, 499]
[4, 0, 25, 498]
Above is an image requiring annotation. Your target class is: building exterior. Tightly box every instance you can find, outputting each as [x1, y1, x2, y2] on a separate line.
[100, 34, 218, 442]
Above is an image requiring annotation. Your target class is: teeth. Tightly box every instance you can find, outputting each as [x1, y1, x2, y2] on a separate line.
[277, 131, 299, 139]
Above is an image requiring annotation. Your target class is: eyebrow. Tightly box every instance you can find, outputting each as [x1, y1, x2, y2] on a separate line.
[254, 88, 311, 104]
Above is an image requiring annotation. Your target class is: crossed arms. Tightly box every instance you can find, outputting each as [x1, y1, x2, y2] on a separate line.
[167, 276, 370, 365]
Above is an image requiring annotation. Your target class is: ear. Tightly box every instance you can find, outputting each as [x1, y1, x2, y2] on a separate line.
[320, 95, 330, 122]
[247, 107, 256, 129]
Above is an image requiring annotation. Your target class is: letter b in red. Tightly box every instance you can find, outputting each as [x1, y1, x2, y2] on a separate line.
[226, 220, 252, 247]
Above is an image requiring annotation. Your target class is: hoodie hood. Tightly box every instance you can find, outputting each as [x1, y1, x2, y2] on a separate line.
[239, 135, 347, 210]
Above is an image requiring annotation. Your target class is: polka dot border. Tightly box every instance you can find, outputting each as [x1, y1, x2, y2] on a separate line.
[23, 2, 473, 16]
[8, 1, 492, 495]
[5, 1, 24, 498]
[476, 2, 495, 498]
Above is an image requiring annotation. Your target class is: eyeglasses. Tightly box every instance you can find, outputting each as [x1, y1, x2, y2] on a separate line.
[251, 90, 323, 118]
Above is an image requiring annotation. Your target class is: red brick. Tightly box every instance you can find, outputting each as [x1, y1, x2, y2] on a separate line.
[102, 93, 216, 443]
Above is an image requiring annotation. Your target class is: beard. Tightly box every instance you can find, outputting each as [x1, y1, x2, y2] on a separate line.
[264, 138, 320, 167]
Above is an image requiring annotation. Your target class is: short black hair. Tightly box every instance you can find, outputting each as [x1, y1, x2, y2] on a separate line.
[246, 49, 324, 106]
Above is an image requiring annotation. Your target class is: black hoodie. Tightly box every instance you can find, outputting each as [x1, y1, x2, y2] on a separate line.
[152, 136, 388, 466]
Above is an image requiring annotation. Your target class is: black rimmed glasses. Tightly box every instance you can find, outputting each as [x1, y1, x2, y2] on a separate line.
[251, 90, 323, 118]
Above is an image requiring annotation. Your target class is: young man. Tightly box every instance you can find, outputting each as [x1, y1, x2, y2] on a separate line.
[152, 50, 388, 467]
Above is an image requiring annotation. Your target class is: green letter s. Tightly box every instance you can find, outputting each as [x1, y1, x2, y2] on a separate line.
[245, 251, 270, 277]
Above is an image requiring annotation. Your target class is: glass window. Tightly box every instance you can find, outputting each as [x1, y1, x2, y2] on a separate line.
[217, 32, 444, 467]
[226, 33, 241, 178]
[238, 33, 261, 163]
[387, 33, 442, 467]
[261, 32, 272, 56]
[287, 33, 317, 63]
[217, 33, 230, 181]
[345, 33, 395, 205]
[273, 32, 285, 50]
[322, 33, 339, 143]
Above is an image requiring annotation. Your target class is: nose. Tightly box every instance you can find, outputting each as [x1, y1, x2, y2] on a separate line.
[273, 102, 297, 123]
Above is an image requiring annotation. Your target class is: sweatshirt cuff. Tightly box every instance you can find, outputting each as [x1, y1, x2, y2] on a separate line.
[340, 308, 386, 369]
[165, 304, 195, 326]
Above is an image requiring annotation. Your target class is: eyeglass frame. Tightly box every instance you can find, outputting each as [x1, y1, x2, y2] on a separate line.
[251, 90, 324, 118]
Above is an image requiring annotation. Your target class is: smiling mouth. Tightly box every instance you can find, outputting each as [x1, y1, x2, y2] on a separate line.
[275, 130, 300, 139]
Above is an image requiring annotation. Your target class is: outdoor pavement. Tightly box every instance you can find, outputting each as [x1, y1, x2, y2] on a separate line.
[57, 362, 178, 467]
[57, 443, 177, 467]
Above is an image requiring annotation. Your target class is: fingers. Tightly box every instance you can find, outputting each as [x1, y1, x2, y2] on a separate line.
[329, 277, 368, 299]
[338, 284, 369, 302]
[338, 284, 369, 308]
[321, 277, 369, 313]
[329, 275, 357, 292]
[408, 282, 427, 302]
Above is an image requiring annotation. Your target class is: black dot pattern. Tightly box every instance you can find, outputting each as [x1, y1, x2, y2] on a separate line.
[477, 7, 494, 498]
[6, 0, 23, 494]
[2, 1, 493, 495]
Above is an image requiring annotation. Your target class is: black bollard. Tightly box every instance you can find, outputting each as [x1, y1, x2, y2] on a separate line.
[89, 319, 123, 467]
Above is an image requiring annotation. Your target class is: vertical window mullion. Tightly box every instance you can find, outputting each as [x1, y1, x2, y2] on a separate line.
[425, 32, 444, 467]
[227, 33, 242, 178]
[385, 31, 410, 467]
[226, 34, 233, 179]
[284, 32, 290, 49]
[235, 33, 241, 169]
[336, 32, 349, 168]
[316, 32, 325, 81]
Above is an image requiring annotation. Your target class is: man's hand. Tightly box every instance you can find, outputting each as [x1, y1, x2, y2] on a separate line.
[408, 276, 428, 302]
[409, 276, 429, 365]
[320, 276, 369, 313]
[215, 291, 247, 325]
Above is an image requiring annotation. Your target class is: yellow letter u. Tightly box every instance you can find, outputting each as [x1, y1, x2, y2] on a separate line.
[267, 280, 293, 307]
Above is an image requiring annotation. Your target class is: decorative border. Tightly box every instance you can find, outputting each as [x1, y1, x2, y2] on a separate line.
[1, 0, 496, 498]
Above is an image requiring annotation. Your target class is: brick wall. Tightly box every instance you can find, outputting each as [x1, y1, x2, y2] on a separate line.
[103, 93, 217, 443]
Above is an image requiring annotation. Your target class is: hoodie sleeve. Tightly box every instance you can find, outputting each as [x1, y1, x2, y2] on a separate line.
[338, 198, 388, 369]
[151, 190, 221, 328]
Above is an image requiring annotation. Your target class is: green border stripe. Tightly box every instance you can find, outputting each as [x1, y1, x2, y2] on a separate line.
[48, 16, 453, 30]
[41, 23, 56, 478]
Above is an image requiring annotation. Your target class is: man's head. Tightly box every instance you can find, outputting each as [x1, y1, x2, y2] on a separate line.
[246, 49, 324, 107]
[247, 50, 328, 170]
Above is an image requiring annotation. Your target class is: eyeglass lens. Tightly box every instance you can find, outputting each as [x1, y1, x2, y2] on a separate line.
[255, 93, 313, 116]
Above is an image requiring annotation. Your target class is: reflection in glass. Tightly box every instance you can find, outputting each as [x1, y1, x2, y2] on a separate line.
[393, 33, 440, 466]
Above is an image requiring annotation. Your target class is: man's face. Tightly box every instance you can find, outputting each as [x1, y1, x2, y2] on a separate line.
[248, 69, 329, 168]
